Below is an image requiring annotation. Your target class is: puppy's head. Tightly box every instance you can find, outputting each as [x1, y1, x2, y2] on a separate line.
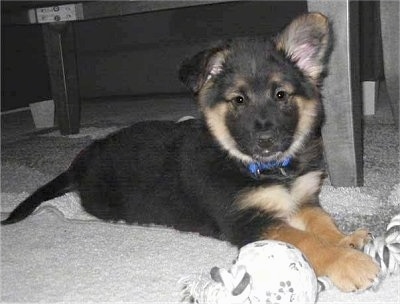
[179, 13, 332, 164]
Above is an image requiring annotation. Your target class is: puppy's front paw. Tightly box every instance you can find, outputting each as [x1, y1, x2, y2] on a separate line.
[327, 248, 380, 292]
[339, 228, 372, 249]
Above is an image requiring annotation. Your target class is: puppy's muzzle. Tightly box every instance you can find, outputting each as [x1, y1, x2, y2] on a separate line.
[257, 132, 275, 152]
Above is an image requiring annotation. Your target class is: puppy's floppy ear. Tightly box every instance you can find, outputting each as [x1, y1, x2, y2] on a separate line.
[179, 45, 228, 94]
[275, 12, 333, 82]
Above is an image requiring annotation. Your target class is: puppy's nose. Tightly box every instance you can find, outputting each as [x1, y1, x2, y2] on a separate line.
[255, 118, 273, 131]
[257, 133, 274, 150]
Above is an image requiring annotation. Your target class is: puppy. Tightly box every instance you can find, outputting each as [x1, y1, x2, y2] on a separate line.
[2, 13, 379, 292]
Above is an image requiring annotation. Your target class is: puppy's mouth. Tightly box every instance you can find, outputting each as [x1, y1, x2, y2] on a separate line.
[252, 150, 284, 163]
[250, 135, 292, 162]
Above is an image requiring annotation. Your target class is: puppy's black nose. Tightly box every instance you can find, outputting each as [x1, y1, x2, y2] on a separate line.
[257, 133, 274, 150]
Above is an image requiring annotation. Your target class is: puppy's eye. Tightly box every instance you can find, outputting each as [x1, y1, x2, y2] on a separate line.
[232, 96, 245, 104]
[275, 90, 287, 100]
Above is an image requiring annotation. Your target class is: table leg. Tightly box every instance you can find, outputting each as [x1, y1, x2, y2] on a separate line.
[42, 22, 81, 135]
[308, 0, 363, 186]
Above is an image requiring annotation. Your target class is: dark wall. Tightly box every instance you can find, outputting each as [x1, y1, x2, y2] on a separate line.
[359, 1, 384, 81]
[1, 1, 307, 111]
[75, 1, 307, 98]
[1, 24, 51, 111]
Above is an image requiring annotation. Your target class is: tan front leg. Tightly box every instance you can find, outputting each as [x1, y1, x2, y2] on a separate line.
[263, 223, 379, 292]
[289, 206, 372, 249]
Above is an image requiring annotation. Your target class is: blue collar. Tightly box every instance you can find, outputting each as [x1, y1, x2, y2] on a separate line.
[247, 156, 293, 177]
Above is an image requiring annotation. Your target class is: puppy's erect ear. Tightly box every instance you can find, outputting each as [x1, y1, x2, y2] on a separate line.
[179, 46, 228, 94]
[275, 13, 333, 82]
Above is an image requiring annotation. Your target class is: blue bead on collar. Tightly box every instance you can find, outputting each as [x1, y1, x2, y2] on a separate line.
[247, 156, 292, 177]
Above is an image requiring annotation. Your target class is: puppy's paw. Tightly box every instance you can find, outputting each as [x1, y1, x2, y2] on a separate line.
[339, 228, 372, 249]
[327, 248, 380, 292]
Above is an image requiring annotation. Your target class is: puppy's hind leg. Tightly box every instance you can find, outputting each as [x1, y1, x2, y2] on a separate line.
[78, 174, 126, 222]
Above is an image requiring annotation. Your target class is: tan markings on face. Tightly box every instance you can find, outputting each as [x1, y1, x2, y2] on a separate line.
[283, 96, 318, 159]
[269, 73, 283, 84]
[202, 102, 253, 163]
[235, 170, 324, 218]
[278, 82, 295, 96]
[269, 74, 295, 96]
[224, 78, 249, 101]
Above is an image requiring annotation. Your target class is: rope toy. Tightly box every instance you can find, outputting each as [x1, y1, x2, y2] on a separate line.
[364, 213, 400, 282]
[179, 214, 400, 303]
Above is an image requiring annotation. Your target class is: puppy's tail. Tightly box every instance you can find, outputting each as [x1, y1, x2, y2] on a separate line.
[1, 171, 75, 225]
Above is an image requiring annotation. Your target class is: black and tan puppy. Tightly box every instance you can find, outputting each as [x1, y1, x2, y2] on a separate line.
[2, 13, 379, 291]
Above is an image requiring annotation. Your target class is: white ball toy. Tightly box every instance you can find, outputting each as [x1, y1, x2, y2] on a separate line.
[236, 240, 318, 303]
[180, 240, 318, 304]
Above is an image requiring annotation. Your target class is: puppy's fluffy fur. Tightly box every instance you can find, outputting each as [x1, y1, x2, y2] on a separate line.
[2, 13, 379, 292]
